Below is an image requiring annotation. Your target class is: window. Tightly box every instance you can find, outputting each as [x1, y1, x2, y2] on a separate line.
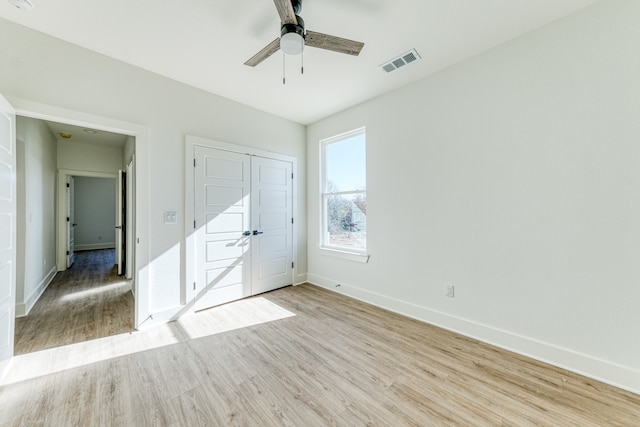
[321, 128, 366, 254]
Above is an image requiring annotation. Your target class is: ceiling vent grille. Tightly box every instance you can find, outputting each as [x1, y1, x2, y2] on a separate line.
[380, 49, 421, 73]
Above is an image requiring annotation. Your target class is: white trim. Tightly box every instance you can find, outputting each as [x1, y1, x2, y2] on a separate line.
[307, 273, 640, 396]
[15, 267, 57, 317]
[318, 247, 369, 263]
[9, 97, 150, 330]
[185, 135, 299, 315]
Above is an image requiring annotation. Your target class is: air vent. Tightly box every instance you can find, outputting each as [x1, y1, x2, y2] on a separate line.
[380, 49, 421, 74]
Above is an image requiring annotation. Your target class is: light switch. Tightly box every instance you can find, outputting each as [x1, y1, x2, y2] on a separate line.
[164, 211, 177, 224]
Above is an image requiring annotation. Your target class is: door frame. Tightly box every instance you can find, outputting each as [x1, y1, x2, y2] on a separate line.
[184, 135, 299, 312]
[10, 96, 151, 329]
[56, 170, 117, 272]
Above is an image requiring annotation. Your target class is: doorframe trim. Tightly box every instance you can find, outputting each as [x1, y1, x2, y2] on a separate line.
[184, 135, 299, 310]
[9, 96, 151, 329]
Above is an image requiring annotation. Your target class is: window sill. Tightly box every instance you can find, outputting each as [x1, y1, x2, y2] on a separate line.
[319, 247, 370, 263]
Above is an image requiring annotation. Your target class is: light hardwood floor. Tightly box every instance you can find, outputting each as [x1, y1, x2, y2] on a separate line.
[14, 249, 134, 355]
[2, 283, 638, 426]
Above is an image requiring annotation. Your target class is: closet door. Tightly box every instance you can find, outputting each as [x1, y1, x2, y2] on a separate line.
[194, 147, 251, 311]
[251, 156, 293, 295]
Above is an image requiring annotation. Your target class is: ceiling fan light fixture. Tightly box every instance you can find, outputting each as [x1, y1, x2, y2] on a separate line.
[280, 32, 304, 55]
[8, 0, 35, 10]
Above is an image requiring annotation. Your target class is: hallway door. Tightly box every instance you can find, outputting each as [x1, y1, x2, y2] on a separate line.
[0, 93, 16, 379]
[67, 176, 75, 268]
[116, 170, 125, 275]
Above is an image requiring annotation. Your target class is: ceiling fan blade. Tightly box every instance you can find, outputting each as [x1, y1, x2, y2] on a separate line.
[244, 38, 281, 67]
[305, 31, 364, 56]
[273, 0, 298, 25]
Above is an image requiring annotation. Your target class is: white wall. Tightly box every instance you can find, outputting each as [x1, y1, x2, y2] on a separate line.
[307, 0, 640, 394]
[15, 116, 57, 316]
[73, 177, 116, 250]
[0, 18, 306, 321]
[58, 140, 123, 173]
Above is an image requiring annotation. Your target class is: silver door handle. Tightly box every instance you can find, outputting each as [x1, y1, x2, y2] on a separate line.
[253, 230, 263, 235]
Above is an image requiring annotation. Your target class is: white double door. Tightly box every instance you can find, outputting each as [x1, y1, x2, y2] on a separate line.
[194, 146, 293, 311]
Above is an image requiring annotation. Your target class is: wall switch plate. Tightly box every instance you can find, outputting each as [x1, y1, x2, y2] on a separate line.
[444, 284, 455, 298]
[164, 211, 177, 224]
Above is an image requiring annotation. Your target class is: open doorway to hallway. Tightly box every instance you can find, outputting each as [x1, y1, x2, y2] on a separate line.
[14, 116, 136, 354]
[14, 249, 133, 354]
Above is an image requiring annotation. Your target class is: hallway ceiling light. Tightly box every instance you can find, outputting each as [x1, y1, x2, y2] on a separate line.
[8, 0, 35, 10]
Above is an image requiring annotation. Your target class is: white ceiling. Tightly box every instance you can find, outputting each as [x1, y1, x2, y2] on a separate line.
[0, 0, 599, 125]
[46, 121, 128, 148]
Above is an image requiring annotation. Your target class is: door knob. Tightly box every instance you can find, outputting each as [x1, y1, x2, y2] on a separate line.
[115, 226, 122, 229]
[253, 230, 263, 235]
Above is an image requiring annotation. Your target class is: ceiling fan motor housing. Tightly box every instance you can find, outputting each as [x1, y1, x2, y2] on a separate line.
[280, 15, 305, 55]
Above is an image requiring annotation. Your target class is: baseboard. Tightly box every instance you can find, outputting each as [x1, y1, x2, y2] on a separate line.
[15, 267, 57, 317]
[307, 273, 640, 396]
[294, 273, 307, 286]
[75, 243, 116, 251]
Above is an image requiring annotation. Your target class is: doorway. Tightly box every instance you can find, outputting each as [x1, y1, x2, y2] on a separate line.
[15, 116, 136, 353]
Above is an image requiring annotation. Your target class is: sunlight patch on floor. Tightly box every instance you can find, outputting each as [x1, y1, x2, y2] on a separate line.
[59, 281, 131, 301]
[2, 297, 295, 386]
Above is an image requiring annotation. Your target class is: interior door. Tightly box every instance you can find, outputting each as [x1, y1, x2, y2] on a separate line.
[194, 146, 251, 311]
[66, 176, 76, 268]
[116, 170, 125, 275]
[125, 158, 134, 280]
[0, 93, 16, 379]
[251, 156, 293, 294]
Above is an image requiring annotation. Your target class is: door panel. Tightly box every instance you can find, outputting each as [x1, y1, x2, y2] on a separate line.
[67, 176, 75, 268]
[116, 170, 124, 275]
[251, 156, 293, 295]
[125, 158, 134, 280]
[194, 147, 251, 311]
[0, 93, 15, 378]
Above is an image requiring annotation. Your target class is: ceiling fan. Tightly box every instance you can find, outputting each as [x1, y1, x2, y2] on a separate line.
[244, 0, 365, 68]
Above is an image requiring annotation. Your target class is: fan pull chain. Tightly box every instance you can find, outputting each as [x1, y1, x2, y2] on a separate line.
[282, 53, 286, 85]
[301, 36, 304, 75]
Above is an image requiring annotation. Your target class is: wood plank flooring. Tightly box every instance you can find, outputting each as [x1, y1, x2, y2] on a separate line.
[2, 283, 638, 426]
[14, 249, 134, 355]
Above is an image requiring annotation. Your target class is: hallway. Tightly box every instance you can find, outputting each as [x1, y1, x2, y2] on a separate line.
[14, 249, 134, 355]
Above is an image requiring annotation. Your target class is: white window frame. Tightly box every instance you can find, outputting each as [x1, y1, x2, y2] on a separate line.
[320, 127, 368, 261]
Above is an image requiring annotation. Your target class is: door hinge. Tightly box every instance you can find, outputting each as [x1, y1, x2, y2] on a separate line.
[292, 262, 294, 268]
[193, 158, 196, 167]
[193, 282, 196, 290]
[66, 251, 70, 255]
[194, 220, 196, 229]
[66, 183, 70, 188]
[291, 218, 294, 224]
[66, 217, 70, 222]
[291, 173, 294, 179]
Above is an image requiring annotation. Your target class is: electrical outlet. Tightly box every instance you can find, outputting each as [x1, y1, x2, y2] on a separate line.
[444, 284, 455, 298]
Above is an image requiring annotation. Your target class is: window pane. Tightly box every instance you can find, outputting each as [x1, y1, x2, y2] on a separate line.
[326, 193, 366, 250]
[325, 132, 366, 192]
